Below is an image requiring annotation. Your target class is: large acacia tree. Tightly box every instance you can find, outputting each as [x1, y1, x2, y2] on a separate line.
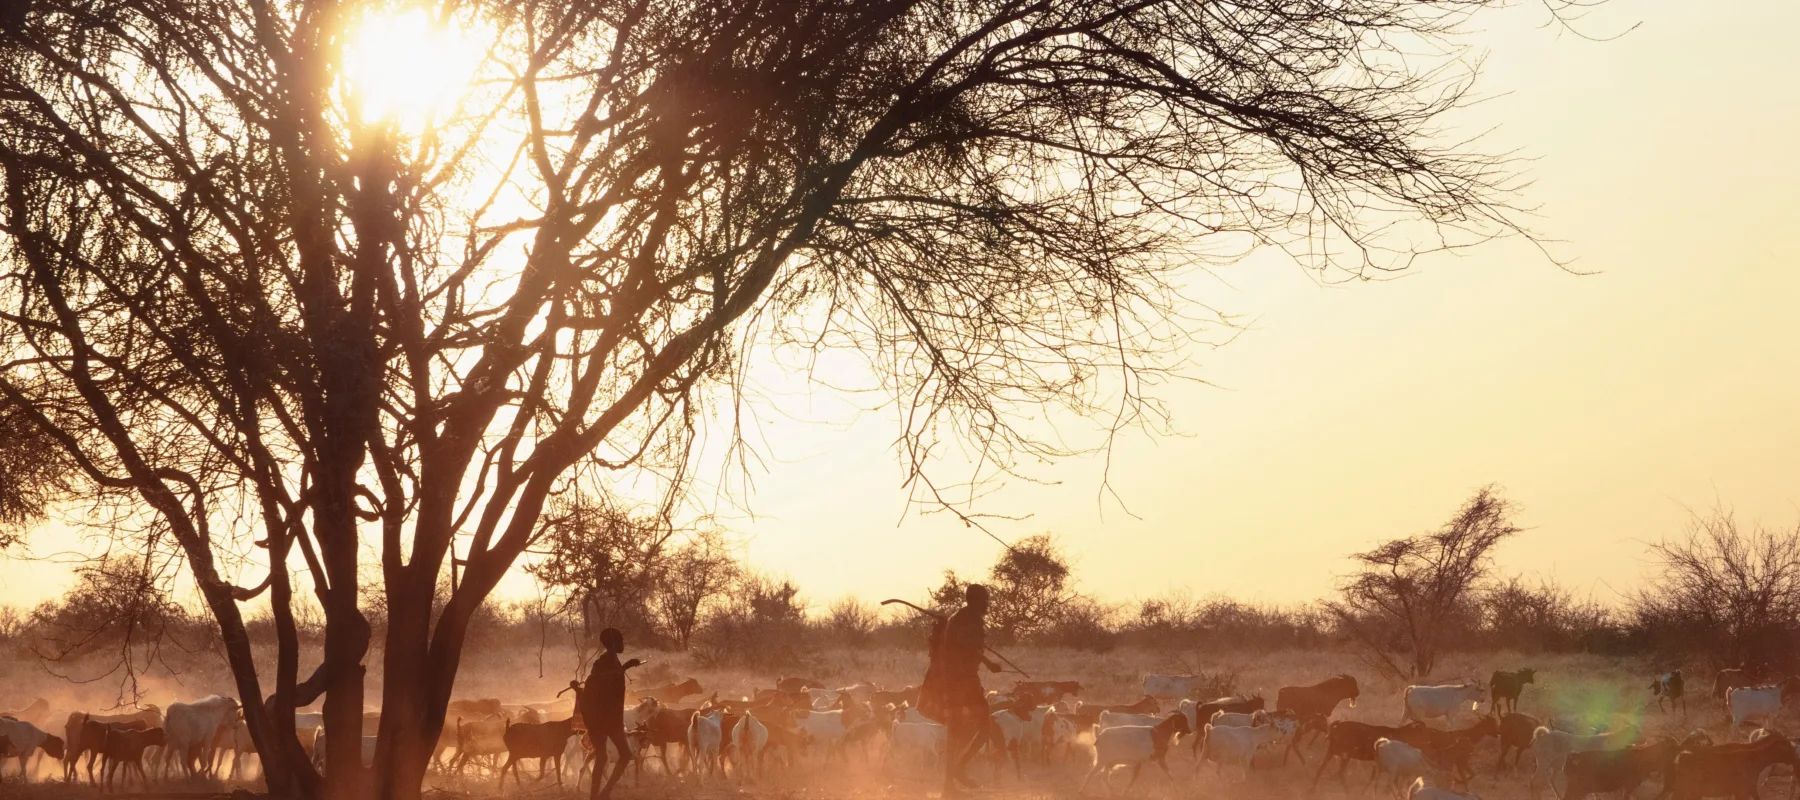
[1, 0, 1564, 796]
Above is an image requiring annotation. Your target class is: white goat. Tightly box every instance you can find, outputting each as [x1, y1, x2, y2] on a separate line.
[1402, 684, 1484, 725]
[163, 695, 239, 779]
[1374, 737, 1432, 796]
[1199, 721, 1284, 779]
[1079, 715, 1190, 794]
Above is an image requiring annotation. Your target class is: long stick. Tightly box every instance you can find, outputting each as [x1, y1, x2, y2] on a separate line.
[881, 598, 944, 620]
[881, 598, 1032, 679]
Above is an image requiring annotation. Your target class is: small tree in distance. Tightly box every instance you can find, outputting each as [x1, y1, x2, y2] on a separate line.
[655, 529, 740, 650]
[1329, 485, 1522, 678]
[988, 535, 1081, 641]
[692, 572, 811, 669]
[30, 553, 203, 701]
[527, 498, 678, 650]
[932, 534, 1087, 643]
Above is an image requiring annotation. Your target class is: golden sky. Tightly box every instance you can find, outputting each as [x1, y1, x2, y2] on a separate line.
[3, 0, 1797, 612]
[713, 0, 1800, 610]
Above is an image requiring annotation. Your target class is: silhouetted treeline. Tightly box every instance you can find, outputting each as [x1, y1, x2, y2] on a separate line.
[5, 509, 1795, 674]
[0, 575, 1697, 667]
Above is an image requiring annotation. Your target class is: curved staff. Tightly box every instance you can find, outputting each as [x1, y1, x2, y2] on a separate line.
[899, 585, 1006, 794]
[881, 598, 1033, 679]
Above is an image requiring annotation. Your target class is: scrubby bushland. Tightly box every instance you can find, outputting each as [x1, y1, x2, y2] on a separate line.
[16, 504, 1800, 679]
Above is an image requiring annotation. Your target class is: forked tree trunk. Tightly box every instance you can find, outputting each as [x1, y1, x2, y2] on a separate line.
[314, 496, 372, 800]
[373, 579, 438, 800]
[195, 583, 298, 793]
[320, 609, 370, 800]
[245, 595, 314, 798]
[373, 581, 482, 800]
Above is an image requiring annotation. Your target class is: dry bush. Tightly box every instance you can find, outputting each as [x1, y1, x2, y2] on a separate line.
[822, 597, 881, 646]
[1117, 592, 1333, 652]
[1477, 576, 1623, 654]
[1033, 596, 1121, 652]
[31, 555, 209, 659]
[691, 573, 813, 670]
[1632, 508, 1800, 669]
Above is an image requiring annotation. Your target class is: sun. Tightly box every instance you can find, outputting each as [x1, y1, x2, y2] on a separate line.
[341, 8, 481, 129]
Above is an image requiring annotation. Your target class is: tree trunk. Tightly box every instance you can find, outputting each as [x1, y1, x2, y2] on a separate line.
[254, 536, 321, 799]
[318, 503, 372, 800]
[1413, 644, 1435, 679]
[152, 492, 315, 796]
[372, 571, 441, 800]
[372, 585, 485, 800]
[372, 523, 540, 800]
[195, 584, 281, 784]
[321, 616, 369, 800]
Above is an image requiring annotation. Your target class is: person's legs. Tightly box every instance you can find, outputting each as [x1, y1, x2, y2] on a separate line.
[944, 713, 988, 792]
[588, 728, 611, 800]
[953, 719, 990, 782]
[595, 724, 632, 799]
[942, 719, 973, 794]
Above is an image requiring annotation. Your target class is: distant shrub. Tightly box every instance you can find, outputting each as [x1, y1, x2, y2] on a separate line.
[821, 597, 880, 647]
[1035, 597, 1119, 652]
[691, 572, 813, 670]
[1473, 577, 1621, 654]
[1114, 592, 1333, 652]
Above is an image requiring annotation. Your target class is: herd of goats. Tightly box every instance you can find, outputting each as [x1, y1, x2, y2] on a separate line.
[2, 665, 1800, 798]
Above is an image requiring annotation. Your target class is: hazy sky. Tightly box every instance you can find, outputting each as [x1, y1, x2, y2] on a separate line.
[712, 0, 1800, 610]
[4, 0, 1797, 612]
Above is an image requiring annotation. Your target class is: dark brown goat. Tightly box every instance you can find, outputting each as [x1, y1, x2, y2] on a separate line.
[99, 725, 166, 791]
[1563, 736, 1679, 800]
[1659, 731, 1798, 800]
[1397, 714, 1499, 780]
[1280, 675, 1359, 762]
[498, 717, 577, 790]
[1496, 712, 1541, 772]
[1310, 720, 1435, 789]
[1489, 669, 1536, 714]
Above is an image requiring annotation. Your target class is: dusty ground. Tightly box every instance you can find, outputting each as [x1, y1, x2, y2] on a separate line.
[2, 646, 1790, 799]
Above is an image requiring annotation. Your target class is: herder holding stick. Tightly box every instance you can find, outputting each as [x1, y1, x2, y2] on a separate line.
[578, 627, 644, 800]
[918, 584, 1002, 795]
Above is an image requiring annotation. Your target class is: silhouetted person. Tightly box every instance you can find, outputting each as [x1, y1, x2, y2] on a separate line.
[919, 584, 1001, 795]
[579, 627, 643, 800]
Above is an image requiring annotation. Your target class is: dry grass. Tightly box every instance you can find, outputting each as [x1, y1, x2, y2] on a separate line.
[2, 646, 1792, 800]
